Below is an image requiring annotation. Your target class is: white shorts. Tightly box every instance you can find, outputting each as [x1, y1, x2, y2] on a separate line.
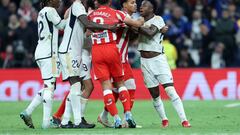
[59, 52, 81, 81]
[80, 50, 92, 80]
[140, 54, 173, 88]
[36, 56, 61, 80]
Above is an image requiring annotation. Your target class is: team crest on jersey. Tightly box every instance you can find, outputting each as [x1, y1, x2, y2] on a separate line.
[39, 13, 44, 18]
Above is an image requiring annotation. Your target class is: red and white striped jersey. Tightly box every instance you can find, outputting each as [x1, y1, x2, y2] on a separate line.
[116, 25, 130, 63]
[88, 6, 127, 45]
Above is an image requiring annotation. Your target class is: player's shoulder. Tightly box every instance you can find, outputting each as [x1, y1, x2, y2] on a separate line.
[149, 15, 164, 25]
[153, 15, 164, 21]
[116, 10, 126, 15]
[72, 0, 84, 7]
[39, 7, 55, 17]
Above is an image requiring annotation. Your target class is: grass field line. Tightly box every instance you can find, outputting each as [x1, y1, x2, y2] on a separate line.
[224, 102, 240, 108]
[1, 133, 240, 135]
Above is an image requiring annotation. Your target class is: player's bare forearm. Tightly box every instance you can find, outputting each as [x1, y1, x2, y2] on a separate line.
[128, 28, 139, 41]
[124, 17, 144, 28]
[78, 15, 115, 31]
[139, 24, 158, 37]
[130, 26, 139, 33]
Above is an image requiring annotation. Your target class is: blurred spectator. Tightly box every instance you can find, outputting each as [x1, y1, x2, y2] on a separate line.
[0, 0, 10, 26]
[0, 0, 240, 68]
[214, 9, 238, 66]
[199, 23, 213, 67]
[8, 2, 17, 15]
[1, 44, 14, 68]
[18, 0, 35, 22]
[177, 46, 195, 68]
[186, 10, 211, 66]
[211, 42, 225, 69]
[15, 18, 35, 62]
[163, 39, 178, 69]
[163, 6, 188, 50]
[12, 40, 26, 67]
[28, 10, 38, 48]
[6, 14, 19, 47]
[209, 8, 218, 29]
[228, 3, 239, 21]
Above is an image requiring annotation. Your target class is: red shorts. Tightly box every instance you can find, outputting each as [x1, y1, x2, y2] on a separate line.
[122, 62, 134, 81]
[92, 44, 124, 82]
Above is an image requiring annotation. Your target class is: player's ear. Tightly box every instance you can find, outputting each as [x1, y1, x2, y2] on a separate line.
[123, 2, 127, 8]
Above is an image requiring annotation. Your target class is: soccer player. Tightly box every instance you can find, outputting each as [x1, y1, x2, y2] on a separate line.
[51, 0, 97, 128]
[20, 0, 68, 129]
[88, 0, 144, 128]
[58, 0, 115, 128]
[51, 38, 95, 128]
[97, 0, 138, 128]
[137, 0, 191, 128]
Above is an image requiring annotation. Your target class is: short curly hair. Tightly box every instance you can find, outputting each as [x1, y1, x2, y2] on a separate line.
[120, 0, 128, 8]
[146, 0, 157, 13]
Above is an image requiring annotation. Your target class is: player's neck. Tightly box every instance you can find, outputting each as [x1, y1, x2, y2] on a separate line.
[122, 8, 133, 16]
[144, 13, 154, 21]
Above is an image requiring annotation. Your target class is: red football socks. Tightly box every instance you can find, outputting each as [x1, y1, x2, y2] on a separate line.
[119, 87, 131, 113]
[128, 89, 135, 110]
[103, 90, 118, 116]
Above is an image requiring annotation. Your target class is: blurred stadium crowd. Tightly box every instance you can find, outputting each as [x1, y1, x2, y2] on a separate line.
[0, 0, 239, 69]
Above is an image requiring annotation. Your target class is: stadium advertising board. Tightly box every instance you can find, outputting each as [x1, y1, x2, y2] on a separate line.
[0, 69, 240, 101]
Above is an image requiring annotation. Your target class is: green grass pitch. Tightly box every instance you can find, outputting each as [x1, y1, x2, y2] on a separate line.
[0, 100, 240, 135]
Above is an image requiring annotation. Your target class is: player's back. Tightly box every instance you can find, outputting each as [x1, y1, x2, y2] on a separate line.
[88, 6, 126, 45]
[59, 1, 86, 54]
[35, 7, 59, 60]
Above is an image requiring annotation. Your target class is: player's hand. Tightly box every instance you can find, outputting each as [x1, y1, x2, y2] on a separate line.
[137, 17, 145, 26]
[64, 8, 70, 19]
[86, 29, 92, 37]
[161, 25, 168, 33]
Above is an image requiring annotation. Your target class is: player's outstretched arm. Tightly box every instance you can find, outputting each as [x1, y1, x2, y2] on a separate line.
[78, 15, 116, 31]
[138, 24, 158, 37]
[123, 17, 144, 28]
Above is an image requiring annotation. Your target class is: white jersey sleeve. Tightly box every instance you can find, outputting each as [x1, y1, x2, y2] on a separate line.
[47, 8, 66, 29]
[72, 1, 87, 17]
[152, 16, 165, 31]
[138, 15, 165, 53]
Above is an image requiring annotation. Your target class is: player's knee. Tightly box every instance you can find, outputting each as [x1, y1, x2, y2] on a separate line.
[124, 79, 136, 90]
[43, 89, 53, 101]
[43, 78, 56, 90]
[165, 86, 180, 100]
[69, 76, 81, 85]
[70, 82, 81, 96]
[148, 87, 160, 99]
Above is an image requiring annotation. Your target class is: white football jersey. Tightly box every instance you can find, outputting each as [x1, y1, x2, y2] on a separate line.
[35, 7, 66, 60]
[138, 15, 165, 53]
[59, 1, 87, 54]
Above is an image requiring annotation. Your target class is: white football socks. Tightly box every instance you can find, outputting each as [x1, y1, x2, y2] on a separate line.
[100, 109, 109, 120]
[61, 94, 72, 125]
[81, 97, 88, 118]
[25, 89, 43, 115]
[153, 96, 168, 120]
[70, 82, 82, 125]
[165, 86, 187, 122]
[42, 89, 53, 128]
